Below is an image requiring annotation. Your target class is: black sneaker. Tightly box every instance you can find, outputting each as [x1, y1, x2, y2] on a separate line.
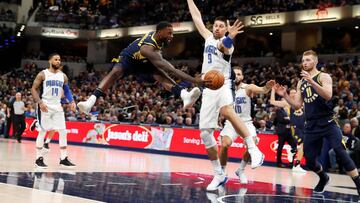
[60, 157, 76, 168]
[44, 143, 49, 149]
[30, 119, 38, 131]
[35, 157, 48, 169]
[313, 173, 330, 193]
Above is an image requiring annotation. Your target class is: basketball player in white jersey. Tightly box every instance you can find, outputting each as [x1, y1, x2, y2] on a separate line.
[187, 0, 264, 191]
[219, 66, 275, 184]
[31, 53, 76, 168]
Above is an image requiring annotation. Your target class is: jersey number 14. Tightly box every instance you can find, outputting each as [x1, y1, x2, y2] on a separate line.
[52, 88, 59, 96]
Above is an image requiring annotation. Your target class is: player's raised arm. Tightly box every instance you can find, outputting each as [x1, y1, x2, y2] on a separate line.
[31, 71, 48, 112]
[269, 86, 288, 108]
[246, 80, 275, 97]
[140, 44, 203, 86]
[187, 0, 212, 39]
[218, 19, 244, 55]
[301, 71, 333, 101]
[274, 82, 303, 110]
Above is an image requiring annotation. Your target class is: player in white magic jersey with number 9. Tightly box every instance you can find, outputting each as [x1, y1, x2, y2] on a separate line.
[187, 0, 265, 191]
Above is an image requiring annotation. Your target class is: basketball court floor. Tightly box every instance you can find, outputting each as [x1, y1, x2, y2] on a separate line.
[0, 138, 359, 202]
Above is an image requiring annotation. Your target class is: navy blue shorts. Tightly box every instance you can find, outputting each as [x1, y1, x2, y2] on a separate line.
[303, 118, 344, 158]
[114, 56, 157, 82]
[292, 127, 304, 144]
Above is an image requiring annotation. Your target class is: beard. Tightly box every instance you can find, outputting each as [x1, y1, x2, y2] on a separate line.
[235, 79, 242, 86]
[52, 64, 60, 70]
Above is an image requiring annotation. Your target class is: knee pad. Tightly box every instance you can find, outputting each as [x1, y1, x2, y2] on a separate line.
[333, 146, 356, 172]
[200, 129, 216, 149]
[36, 130, 46, 148]
[58, 129, 68, 147]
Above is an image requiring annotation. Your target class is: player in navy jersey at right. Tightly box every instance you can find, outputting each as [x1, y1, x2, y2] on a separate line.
[274, 50, 360, 196]
[78, 22, 206, 114]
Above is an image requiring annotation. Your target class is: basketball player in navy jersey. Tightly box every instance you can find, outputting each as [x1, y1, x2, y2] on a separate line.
[270, 88, 306, 173]
[78, 22, 206, 114]
[274, 50, 360, 196]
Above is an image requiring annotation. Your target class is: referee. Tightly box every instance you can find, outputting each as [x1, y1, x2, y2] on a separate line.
[13, 92, 26, 143]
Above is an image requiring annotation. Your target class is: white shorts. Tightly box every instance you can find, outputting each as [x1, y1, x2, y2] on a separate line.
[199, 83, 233, 129]
[37, 104, 66, 131]
[220, 120, 257, 142]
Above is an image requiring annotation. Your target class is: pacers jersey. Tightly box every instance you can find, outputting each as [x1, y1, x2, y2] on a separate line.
[233, 84, 252, 122]
[121, 31, 163, 64]
[202, 35, 233, 86]
[290, 107, 305, 131]
[41, 69, 64, 109]
[300, 72, 333, 120]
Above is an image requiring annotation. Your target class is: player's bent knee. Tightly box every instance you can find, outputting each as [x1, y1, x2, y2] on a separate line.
[200, 129, 216, 149]
[219, 105, 234, 117]
[220, 136, 232, 148]
[111, 65, 124, 78]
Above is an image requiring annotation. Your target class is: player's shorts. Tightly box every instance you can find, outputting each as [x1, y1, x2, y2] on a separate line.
[114, 55, 157, 82]
[292, 127, 304, 144]
[220, 120, 257, 142]
[37, 103, 66, 131]
[199, 82, 233, 129]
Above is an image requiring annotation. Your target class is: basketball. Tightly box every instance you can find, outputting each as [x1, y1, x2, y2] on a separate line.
[204, 70, 225, 90]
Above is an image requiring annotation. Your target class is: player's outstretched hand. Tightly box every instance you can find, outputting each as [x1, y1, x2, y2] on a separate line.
[274, 84, 287, 97]
[194, 74, 211, 87]
[227, 19, 244, 39]
[266, 80, 276, 90]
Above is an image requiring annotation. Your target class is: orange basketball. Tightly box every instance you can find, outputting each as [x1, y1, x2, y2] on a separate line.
[204, 70, 225, 90]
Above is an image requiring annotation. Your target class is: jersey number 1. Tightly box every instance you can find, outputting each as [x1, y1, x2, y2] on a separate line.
[52, 88, 59, 96]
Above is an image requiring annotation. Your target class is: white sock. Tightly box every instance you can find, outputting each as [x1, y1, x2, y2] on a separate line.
[36, 148, 43, 159]
[45, 138, 51, 144]
[60, 149, 67, 160]
[180, 89, 187, 97]
[86, 95, 97, 107]
[211, 159, 223, 175]
[239, 160, 248, 170]
[245, 136, 256, 149]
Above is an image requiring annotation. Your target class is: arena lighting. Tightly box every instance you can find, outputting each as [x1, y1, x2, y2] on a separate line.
[20, 25, 25, 31]
[299, 17, 338, 23]
[16, 32, 21, 37]
[355, 26, 359, 29]
[269, 32, 273, 36]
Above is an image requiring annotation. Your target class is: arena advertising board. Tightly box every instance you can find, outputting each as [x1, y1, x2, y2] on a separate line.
[294, 7, 342, 23]
[41, 27, 79, 39]
[245, 13, 286, 27]
[23, 119, 300, 164]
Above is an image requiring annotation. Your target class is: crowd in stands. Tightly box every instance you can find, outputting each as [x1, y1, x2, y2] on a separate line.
[0, 55, 359, 130]
[33, 0, 360, 29]
[1, 54, 359, 172]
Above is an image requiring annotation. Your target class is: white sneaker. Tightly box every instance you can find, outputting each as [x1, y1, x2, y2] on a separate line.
[235, 168, 248, 184]
[206, 173, 228, 191]
[292, 165, 306, 173]
[181, 87, 201, 109]
[77, 95, 96, 114]
[287, 151, 295, 163]
[248, 148, 264, 169]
